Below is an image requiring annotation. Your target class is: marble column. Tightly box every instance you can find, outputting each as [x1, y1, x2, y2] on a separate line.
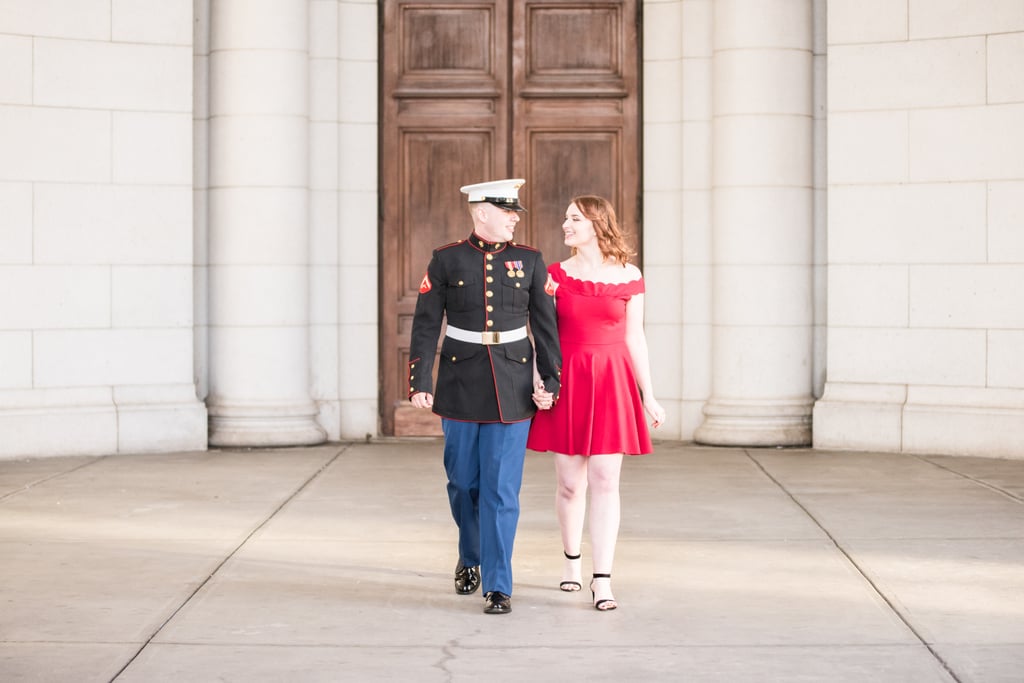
[206, 0, 325, 447]
[694, 0, 815, 446]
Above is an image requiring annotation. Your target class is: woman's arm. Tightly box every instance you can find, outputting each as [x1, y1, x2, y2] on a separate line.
[625, 292, 665, 428]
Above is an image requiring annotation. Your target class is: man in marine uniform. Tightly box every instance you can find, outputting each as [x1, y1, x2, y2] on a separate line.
[408, 178, 561, 614]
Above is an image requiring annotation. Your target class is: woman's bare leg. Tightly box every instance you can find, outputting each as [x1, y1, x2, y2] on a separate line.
[554, 452, 588, 589]
[587, 453, 623, 609]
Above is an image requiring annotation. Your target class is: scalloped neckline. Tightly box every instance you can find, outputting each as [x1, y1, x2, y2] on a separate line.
[554, 262, 643, 287]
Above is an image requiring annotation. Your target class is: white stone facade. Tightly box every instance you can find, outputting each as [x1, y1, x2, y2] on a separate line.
[1, 0, 1021, 458]
[812, 0, 1024, 457]
[0, 0, 205, 456]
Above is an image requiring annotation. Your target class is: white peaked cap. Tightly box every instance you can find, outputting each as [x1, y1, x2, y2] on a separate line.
[459, 178, 527, 211]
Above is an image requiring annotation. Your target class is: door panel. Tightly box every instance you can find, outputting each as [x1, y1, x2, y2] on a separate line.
[517, 3, 629, 94]
[382, 1, 509, 436]
[520, 130, 622, 261]
[401, 132, 494, 290]
[381, 0, 639, 436]
[513, 0, 640, 266]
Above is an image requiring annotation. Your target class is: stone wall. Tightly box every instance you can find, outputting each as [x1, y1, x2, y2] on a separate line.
[0, 0, 206, 456]
[815, 0, 1024, 456]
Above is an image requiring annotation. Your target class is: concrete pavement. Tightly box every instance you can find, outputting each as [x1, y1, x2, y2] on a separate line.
[1, 441, 1023, 682]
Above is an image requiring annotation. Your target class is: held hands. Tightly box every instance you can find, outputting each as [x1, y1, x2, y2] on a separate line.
[532, 380, 555, 410]
[645, 396, 666, 429]
[410, 392, 434, 409]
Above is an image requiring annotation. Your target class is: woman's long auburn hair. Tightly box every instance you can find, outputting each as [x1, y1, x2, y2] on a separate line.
[570, 195, 635, 266]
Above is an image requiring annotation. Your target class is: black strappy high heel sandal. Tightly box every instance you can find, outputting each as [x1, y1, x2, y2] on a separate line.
[559, 551, 582, 592]
[590, 573, 617, 610]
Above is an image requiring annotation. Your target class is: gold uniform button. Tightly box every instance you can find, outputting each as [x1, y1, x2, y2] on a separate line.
[486, 290, 494, 298]
[478, 240, 485, 247]
[486, 305, 493, 312]
[486, 264, 493, 271]
[495, 243, 502, 248]
[486, 276, 493, 283]
[458, 280, 464, 286]
[451, 356, 457, 362]
[486, 254, 494, 261]
[515, 282, 521, 288]
[521, 357, 527, 363]
[486, 320, 494, 327]
[409, 375, 414, 380]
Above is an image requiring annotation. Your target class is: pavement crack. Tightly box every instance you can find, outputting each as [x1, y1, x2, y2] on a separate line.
[744, 449, 963, 683]
[913, 454, 1024, 504]
[0, 456, 105, 502]
[106, 444, 352, 682]
[437, 639, 458, 681]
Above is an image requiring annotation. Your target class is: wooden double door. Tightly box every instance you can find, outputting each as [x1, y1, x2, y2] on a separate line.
[380, 0, 641, 436]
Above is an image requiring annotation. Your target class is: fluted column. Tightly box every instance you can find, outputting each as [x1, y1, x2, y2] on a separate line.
[694, 0, 815, 446]
[206, 0, 325, 446]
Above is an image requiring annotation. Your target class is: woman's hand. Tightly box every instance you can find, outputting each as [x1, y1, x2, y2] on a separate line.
[532, 380, 555, 410]
[644, 396, 665, 428]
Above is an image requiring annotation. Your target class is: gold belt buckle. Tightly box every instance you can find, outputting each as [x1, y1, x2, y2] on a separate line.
[481, 330, 500, 345]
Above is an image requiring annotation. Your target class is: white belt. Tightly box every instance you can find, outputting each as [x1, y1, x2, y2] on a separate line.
[446, 324, 528, 345]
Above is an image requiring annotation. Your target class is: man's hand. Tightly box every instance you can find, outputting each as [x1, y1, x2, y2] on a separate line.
[410, 392, 434, 409]
[531, 381, 554, 410]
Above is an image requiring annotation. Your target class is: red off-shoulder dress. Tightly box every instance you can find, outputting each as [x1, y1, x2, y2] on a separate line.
[527, 263, 652, 456]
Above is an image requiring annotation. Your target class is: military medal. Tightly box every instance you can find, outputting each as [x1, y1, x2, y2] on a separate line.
[516, 269, 525, 278]
[505, 260, 522, 278]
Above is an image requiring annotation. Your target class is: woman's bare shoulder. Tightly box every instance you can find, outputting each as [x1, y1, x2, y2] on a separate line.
[622, 263, 642, 279]
[606, 262, 642, 284]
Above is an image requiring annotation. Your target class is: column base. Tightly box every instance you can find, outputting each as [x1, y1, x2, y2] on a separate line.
[0, 385, 207, 458]
[694, 397, 813, 447]
[208, 402, 327, 448]
[814, 382, 1024, 458]
[812, 382, 905, 453]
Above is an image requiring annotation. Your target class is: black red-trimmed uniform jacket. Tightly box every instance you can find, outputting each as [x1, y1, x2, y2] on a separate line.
[408, 233, 561, 423]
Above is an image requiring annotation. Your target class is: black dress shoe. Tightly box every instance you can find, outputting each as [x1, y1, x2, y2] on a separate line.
[454, 562, 480, 595]
[483, 591, 511, 614]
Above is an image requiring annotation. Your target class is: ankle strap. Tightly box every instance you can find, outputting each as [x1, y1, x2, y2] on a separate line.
[564, 551, 581, 560]
[592, 573, 611, 579]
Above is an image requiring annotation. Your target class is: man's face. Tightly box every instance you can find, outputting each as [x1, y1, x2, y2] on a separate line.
[475, 203, 521, 243]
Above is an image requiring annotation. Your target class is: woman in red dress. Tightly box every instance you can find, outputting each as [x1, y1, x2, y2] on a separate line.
[527, 195, 665, 610]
